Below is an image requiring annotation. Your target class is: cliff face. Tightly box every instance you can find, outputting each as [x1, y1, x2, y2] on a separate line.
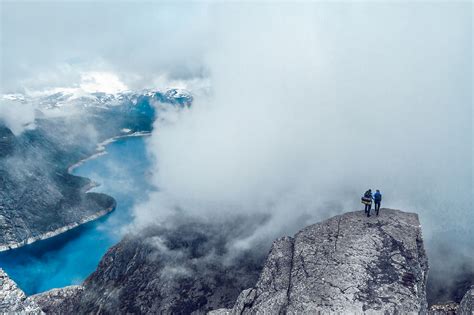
[33, 209, 433, 314]
[42, 221, 265, 314]
[458, 286, 473, 314]
[0, 126, 15, 158]
[0, 269, 43, 313]
[0, 89, 187, 251]
[2, 201, 471, 314]
[26, 285, 84, 314]
[0, 121, 117, 251]
[213, 209, 429, 314]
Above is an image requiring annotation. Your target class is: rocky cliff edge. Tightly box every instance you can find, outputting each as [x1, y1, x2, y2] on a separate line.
[4, 209, 473, 314]
[211, 209, 429, 314]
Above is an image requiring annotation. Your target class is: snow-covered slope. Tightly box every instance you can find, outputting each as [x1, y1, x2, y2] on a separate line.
[1, 88, 193, 111]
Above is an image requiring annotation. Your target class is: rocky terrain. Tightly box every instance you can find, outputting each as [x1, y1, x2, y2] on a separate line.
[212, 209, 429, 314]
[31, 217, 266, 314]
[0, 122, 116, 251]
[459, 286, 473, 314]
[427, 263, 474, 311]
[426, 286, 473, 314]
[27, 285, 84, 314]
[0, 89, 191, 251]
[2, 209, 470, 314]
[0, 268, 43, 313]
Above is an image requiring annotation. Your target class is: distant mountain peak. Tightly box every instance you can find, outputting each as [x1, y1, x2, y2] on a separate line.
[1, 88, 193, 111]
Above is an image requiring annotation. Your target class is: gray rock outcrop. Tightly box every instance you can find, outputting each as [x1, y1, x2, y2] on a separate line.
[0, 122, 116, 252]
[213, 209, 429, 314]
[459, 286, 473, 314]
[42, 218, 265, 314]
[1, 209, 433, 314]
[428, 302, 459, 314]
[427, 286, 474, 315]
[0, 268, 43, 314]
[26, 285, 84, 314]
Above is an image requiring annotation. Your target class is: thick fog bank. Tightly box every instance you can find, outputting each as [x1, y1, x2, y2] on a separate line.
[133, 2, 472, 297]
[1, 1, 471, 302]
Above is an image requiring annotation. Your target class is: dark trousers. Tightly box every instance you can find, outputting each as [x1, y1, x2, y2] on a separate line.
[365, 203, 372, 216]
[375, 202, 381, 215]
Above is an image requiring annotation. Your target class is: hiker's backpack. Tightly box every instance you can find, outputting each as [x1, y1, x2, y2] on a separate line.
[361, 195, 372, 205]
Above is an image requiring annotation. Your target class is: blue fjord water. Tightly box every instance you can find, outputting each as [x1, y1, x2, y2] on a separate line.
[0, 136, 152, 295]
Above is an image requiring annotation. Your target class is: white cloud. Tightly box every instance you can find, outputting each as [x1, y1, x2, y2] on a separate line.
[133, 3, 472, 265]
[0, 100, 36, 135]
[1, 2, 209, 93]
[79, 72, 127, 94]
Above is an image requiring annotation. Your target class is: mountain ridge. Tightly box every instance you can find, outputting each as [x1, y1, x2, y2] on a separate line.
[0, 88, 189, 251]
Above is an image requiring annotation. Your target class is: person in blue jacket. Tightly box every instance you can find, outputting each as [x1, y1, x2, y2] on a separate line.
[373, 190, 382, 216]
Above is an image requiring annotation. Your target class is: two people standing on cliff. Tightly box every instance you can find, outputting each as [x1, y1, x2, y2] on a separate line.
[361, 189, 382, 217]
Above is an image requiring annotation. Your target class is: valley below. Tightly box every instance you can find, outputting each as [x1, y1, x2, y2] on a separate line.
[0, 135, 151, 295]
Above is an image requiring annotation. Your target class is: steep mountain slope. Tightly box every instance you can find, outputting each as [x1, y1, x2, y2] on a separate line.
[26, 209, 437, 314]
[212, 209, 429, 314]
[0, 121, 116, 251]
[40, 218, 265, 314]
[0, 89, 189, 250]
[459, 286, 473, 314]
[0, 269, 43, 313]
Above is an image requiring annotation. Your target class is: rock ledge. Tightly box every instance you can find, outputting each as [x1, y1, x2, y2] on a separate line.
[212, 209, 429, 314]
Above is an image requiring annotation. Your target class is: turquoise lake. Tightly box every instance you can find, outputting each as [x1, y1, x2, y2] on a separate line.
[0, 136, 152, 295]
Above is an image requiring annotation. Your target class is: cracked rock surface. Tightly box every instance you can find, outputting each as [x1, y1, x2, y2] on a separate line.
[2, 209, 432, 314]
[213, 209, 429, 314]
[458, 285, 473, 314]
[0, 268, 43, 313]
[0, 122, 116, 251]
[26, 285, 84, 314]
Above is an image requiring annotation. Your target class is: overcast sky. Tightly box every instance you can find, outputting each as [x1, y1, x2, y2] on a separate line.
[1, 2, 471, 94]
[1, 1, 210, 93]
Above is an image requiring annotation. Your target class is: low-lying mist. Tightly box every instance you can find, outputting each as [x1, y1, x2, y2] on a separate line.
[132, 2, 472, 301]
[0, 101, 36, 135]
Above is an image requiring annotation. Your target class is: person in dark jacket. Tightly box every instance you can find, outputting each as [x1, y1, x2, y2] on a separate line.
[373, 190, 382, 216]
[362, 189, 373, 217]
